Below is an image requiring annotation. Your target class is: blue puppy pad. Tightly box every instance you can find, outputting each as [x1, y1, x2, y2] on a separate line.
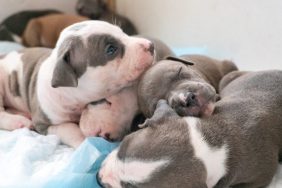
[10, 137, 119, 188]
[0, 41, 24, 54]
[42, 137, 119, 188]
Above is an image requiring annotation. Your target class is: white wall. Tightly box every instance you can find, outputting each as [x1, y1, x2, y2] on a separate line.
[116, 0, 282, 71]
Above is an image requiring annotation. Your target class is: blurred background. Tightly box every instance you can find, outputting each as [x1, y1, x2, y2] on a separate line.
[0, 0, 282, 71]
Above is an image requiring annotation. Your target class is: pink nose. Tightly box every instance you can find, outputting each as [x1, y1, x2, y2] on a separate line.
[140, 41, 155, 55]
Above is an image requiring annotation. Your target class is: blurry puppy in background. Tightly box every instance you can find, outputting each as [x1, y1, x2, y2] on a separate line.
[76, 0, 138, 35]
[22, 14, 89, 48]
[0, 9, 61, 42]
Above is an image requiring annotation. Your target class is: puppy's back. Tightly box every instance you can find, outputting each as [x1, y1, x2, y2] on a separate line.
[180, 55, 238, 92]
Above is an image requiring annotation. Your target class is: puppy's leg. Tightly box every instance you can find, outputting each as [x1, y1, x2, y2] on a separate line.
[0, 111, 33, 130]
[0, 97, 33, 130]
[48, 123, 85, 148]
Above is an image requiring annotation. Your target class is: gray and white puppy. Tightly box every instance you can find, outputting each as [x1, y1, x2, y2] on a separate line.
[98, 70, 282, 188]
[79, 36, 174, 141]
[0, 21, 154, 147]
[138, 55, 237, 118]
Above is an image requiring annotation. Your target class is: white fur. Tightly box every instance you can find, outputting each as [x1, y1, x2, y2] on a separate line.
[37, 21, 154, 126]
[185, 117, 228, 188]
[0, 52, 28, 112]
[100, 149, 169, 187]
[0, 51, 22, 73]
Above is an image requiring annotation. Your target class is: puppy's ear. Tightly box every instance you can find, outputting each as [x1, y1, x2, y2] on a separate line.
[51, 36, 87, 88]
[166, 56, 194, 66]
[22, 18, 41, 47]
[139, 99, 178, 128]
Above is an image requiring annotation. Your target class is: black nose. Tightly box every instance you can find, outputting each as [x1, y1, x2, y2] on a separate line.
[148, 42, 154, 55]
[96, 172, 104, 187]
[185, 93, 197, 106]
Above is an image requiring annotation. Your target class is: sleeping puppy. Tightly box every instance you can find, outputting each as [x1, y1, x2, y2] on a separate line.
[0, 21, 154, 147]
[79, 37, 174, 141]
[76, 0, 138, 35]
[0, 9, 61, 42]
[138, 55, 237, 118]
[22, 14, 89, 48]
[98, 70, 282, 188]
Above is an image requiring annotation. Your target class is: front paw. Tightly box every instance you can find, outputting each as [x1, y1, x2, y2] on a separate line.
[0, 112, 33, 131]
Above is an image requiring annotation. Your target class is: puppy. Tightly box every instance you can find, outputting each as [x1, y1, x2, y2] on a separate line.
[0, 21, 154, 147]
[79, 37, 174, 141]
[138, 55, 237, 118]
[99, 70, 282, 187]
[22, 14, 89, 48]
[0, 9, 61, 42]
[76, 0, 138, 35]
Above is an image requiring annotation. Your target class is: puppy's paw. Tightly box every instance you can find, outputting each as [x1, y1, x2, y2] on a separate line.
[0, 112, 33, 131]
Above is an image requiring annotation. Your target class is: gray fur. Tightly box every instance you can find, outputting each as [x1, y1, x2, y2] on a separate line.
[138, 55, 237, 118]
[52, 34, 125, 88]
[8, 71, 20, 97]
[20, 47, 52, 134]
[107, 70, 282, 187]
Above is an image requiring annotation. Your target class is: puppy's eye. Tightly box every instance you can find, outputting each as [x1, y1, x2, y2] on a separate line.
[106, 44, 118, 55]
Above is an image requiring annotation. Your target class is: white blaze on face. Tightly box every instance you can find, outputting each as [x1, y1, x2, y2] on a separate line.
[99, 149, 169, 187]
[185, 117, 228, 188]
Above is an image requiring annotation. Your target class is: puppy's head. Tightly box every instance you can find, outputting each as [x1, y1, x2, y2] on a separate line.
[76, 0, 106, 19]
[51, 21, 154, 94]
[98, 100, 209, 188]
[138, 59, 217, 118]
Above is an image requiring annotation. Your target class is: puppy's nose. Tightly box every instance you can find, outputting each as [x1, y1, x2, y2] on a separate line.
[185, 92, 197, 106]
[96, 172, 104, 187]
[140, 42, 154, 55]
[148, 42, 154, 55]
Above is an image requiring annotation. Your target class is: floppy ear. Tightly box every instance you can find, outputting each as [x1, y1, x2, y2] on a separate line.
[166, 56, 194, 66]
[22, 18, 41, 47]
[139, 99, 178, 128]
[51, 36, 87, 88]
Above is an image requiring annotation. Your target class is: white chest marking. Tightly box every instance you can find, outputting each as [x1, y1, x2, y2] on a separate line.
[185, 117, 228, 188]
[100, 149, 169, 187]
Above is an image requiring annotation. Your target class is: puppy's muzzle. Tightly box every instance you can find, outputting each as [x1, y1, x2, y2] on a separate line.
[182, 92, 197, 107]
[148, 43, 155, 56]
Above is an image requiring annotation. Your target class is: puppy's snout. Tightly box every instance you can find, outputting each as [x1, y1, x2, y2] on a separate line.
[140, 41, 154, 55]
[185, 92, 197, 106]
[96, 172, 104, 187]
[148, 42, 155, 55]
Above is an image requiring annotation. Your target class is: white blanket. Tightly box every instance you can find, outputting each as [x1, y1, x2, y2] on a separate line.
[0, 128, 282, 187]
[0, 128, 74, 187]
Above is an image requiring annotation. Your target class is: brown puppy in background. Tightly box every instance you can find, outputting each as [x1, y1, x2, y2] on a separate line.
[22, 14, 89, 48]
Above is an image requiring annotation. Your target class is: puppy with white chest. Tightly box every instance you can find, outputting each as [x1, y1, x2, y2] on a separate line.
[79, 37, 175, 141]
[98, 70, 282, 188]
[138, 55, 237, 118]
[0, 21, 154, 147]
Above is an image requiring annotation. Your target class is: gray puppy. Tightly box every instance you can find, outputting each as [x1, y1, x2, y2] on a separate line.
[98, 70, 282, 188]
[138, 55, 237, 118]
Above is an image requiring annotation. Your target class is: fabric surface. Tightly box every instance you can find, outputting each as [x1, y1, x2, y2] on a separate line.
[0, 128, 118, 188]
